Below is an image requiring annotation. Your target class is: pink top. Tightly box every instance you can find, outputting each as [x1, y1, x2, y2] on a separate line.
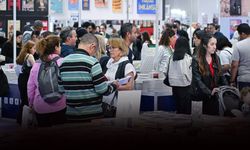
[27, 54, 66, 114]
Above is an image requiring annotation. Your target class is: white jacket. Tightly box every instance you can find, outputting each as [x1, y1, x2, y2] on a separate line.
[168, 54, 192, 87]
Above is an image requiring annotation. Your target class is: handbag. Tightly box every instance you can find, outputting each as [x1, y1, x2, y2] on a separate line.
[21, 105, 37, 128]
[163, 55, 172, 86]
[102, 91, 118, 118]
[0, 68, 9, 96]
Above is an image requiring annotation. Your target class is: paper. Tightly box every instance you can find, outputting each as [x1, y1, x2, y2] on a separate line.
[118, 76, 132, 85]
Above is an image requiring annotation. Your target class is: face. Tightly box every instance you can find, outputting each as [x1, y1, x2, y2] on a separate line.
[30, 45, 36, 55]
[69, 30, 77, 46]
[207, 25, 215, 34]
[16, 35, 22, 43]
[193, 34, 201, 47]
[206, 37, 217, 55]
[55, 44, 61, 55]
[109, 46, 122, 60]
[129, 26, 137, 43]
[100, 25, 106, 33]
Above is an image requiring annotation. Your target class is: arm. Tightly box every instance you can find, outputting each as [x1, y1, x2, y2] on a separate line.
[27, 64, 37, 107]
[192, 58, 212, 96]
[28, 54, 36, 66]
[230, 60, 239, 83]
[118, 72, 134, 90]
[153, 46, 163, 71]
[91, 62, 117, 95]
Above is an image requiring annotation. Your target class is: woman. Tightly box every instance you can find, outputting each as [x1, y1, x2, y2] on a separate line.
[192, 29, 205, 56]
[102, 38, 136, 117]
[192, 33, 227, 115]
[27, 35, 66, 127]
[0, 31, 22, 64]
[168, 37, 192, 114]
[16, 40, 36, 124]
[216, 36, 233, 83]
[153, 29, 175, 73]
[141, 31, 152, 46]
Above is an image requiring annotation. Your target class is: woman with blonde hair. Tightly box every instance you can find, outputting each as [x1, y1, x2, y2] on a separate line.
[95, 34, 106, 60]
[27, 35, 66, 127]
[16, 40, 36, 124]
[102, 38, 136, 117]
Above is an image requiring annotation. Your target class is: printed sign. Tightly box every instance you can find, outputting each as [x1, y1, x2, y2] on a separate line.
[137, 0, 156, 14]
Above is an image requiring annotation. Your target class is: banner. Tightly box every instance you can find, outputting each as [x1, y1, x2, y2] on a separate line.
[112, 0, 122, 13]
[137, 0, 156, 14]
[0, 0, 7, 11]
[95, 0, 108, 8]
[68, 0, 79, 10]
[22, 0, 34, 11]
[83, 0, 90, 10]
[7, 0, 21, 11]
[50, 0, 63, 13]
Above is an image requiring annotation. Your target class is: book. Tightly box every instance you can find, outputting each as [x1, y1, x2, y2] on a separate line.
[118, 76, 132, 85]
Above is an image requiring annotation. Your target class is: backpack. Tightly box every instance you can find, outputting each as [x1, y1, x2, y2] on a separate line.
[38, 57, 63, 103]
[216, 86, 241, 117]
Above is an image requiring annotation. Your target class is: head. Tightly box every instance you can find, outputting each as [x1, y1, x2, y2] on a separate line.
[16, 40, 36, 65]
[237, 23, 250, 41]
[108, 38, 128, 61]
[174, 20, 181, 30]
[95, 34, 106, 60]
[240, 87, 250, 105]
[33, 20, 43, 31]
[207, 23, 216, 34]
[100, 23, 107, 33]
[60, 26, 77, 46]
[31, 30, 41, 42]
[216, 35, 232, 50]
[173, 37, 191, 61]
[159, 29, 175, 47]
[119, 23, 137, 45]
[141, 31, 152, 44]
[81, 22, 92, 33]
[16, 31, 23, 44]
[193, 29, 205, 47]
[197, 33, 221, 76]
[36, 35, 61, 61]
[78, 33, 99, 56]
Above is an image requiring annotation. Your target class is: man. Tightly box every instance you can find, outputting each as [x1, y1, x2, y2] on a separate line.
[120, 23, 137, 63]
[59, 33, 118, 121]
[22, 20, 43, 44]
[207, 23, 224, 39]
[230, 23, 250, 91]
[100, 23, 110, 39]
[59, 26, 77, 57]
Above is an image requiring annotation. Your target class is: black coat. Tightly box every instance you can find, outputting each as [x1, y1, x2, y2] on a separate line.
[192, 55, 227, 98]
[0, 41, 21, 64]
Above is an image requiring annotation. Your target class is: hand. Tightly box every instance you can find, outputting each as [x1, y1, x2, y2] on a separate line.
[211, 88, 219, 96]
[0, 55, 6, 62]
[112, 80, 120, 89]
[230, 82, 236, 87]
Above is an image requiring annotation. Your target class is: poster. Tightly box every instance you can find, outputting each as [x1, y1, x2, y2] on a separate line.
[220, 0, 230, 17]
[241, 0, 250, 16]
[7, 0, 21, 11]
[7, 20, 21, 38]
[230, 0, 241, 16]
[95, 0, 108, 8]
[230, 19, 241, 39]
[0, 0, 7, 11]
[82, 0, 89, 10]
[112, 0, 122, 13]
[35, 0, 48, 11]
[137, 0, 156, 14]
[50, 0, 63, 13]
[22, 0, 34, 11]
[42, 20, 48, 31]
[68, 0, 78, 10]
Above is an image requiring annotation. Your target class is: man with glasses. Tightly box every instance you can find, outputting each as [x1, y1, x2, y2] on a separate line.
[59, 33, 119, 121]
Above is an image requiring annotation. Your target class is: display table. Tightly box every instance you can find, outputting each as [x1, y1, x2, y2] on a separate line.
[0, 65, 20, 119]
[135, 73, 175, 112]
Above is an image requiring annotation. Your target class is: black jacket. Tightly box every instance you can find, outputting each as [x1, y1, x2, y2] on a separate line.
[192, 55, 227, 98]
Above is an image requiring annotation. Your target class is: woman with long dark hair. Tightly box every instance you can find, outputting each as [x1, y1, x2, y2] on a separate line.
[168, 37, 192, 114]
[192, 33, 227, 115]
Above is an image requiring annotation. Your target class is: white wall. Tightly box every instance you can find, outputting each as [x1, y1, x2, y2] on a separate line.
[50, 0, 162, 22]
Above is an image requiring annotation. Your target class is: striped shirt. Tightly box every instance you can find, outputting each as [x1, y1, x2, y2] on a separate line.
[59, 49, 116, 120]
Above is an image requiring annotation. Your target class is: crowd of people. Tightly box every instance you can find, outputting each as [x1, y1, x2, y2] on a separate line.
[0, 19, 250, 127]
